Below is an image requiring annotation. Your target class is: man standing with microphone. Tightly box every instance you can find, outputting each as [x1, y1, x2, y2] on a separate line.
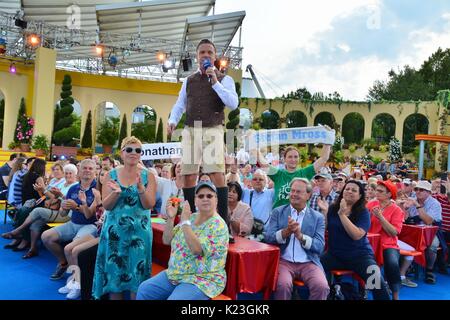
[167, 39, 238, 233]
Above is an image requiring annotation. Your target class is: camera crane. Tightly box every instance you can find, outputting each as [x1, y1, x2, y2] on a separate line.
[245, 64, 266, 99]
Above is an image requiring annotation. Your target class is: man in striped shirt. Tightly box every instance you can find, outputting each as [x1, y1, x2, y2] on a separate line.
[309, 173, 338, 216]
[433, 179, 450, 272]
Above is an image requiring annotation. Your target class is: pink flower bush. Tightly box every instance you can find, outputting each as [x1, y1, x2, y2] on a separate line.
[15, 114, 34, 143]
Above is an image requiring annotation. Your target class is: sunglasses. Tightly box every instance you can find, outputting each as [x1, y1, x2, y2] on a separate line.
[252, 178, 264, 181]
[123, 147, 142, 154]
[197, 194, 215, 199]
[414, 188, 427, 192]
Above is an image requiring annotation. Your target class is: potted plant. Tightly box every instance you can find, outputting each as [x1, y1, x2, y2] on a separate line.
[8, 141, 21, 151]
[96, 117, 119, 154]
[14, 98, 34, 152]
[31, 134, 50, 157]
[348, 144, 357, 153]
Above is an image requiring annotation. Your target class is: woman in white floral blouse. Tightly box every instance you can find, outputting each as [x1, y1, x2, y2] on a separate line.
[137, 181, 229, 300]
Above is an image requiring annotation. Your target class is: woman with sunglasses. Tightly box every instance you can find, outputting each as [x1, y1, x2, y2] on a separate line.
[92, 136, 156, 300]
[320, 180, 391, 300]
[366, 180, 404, 299]
[137, 181, 229, 300]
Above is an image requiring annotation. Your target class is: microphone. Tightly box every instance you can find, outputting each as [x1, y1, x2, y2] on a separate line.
[202, 58, 212, 82]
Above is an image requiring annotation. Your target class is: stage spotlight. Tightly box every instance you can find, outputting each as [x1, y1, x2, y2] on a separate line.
[27, 34, 40, 47]
[157, 51, 166, 62]
[219, 57, 229, 71]
[95, 45, 104, 56]
[9, 63, 16, 74]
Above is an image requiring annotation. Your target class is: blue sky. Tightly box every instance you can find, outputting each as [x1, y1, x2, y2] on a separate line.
[215, 0, 450, 100]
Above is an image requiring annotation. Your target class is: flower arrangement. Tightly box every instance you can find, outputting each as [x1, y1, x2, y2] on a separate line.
[16, 116, 34, 143]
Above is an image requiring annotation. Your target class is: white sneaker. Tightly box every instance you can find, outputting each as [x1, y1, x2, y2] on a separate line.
[66, 288, 81, 300]
[58, 278, 76, 294]
[66, 280, 81, 300]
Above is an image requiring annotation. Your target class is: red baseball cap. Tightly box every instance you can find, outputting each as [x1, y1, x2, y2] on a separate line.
[377, 180, 397, 200]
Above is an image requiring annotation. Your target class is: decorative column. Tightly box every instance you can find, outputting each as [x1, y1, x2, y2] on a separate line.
[31, 47, 56, 140]
[418, 140, 425, 180]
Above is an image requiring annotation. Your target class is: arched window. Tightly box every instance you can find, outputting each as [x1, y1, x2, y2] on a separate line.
[402, 114, 429, 153]
[286, 111, 307, 128]
[260, 109, 280, 129]
[372, 113, 396, 144]
[342, 112, 365, 144]
[131, 105, 157, 143]
[95, 101, 120, 150]
[314, 112, 336, 128]
[239, 108, 254, 130]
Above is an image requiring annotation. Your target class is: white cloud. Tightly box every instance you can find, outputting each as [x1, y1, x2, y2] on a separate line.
[213, 1, 450, 100]
[337, 43, 351, 53]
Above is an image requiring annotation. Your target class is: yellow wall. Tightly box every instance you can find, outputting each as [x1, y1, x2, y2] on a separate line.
[32, 47, 57, 141]
[0, 55, 441, 159]
[240, 99, 439, 145]
[0, 60, 33, 147]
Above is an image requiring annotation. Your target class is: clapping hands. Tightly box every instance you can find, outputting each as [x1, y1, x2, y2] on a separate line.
[108, 180, 121, 194]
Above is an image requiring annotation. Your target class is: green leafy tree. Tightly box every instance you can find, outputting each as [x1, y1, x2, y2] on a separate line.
[372, 114, 395, 144]
[96, 117, 119, 146]
[131, 108, 156, 143]
[367, 47, 450, 101]
[118, 114, 128, 147]
[225, 82, 241, 153]
[53, 75, 78, 146]
[81, 110, 93, 148]
[14, 98, 31, 143]
[284, 87, 312, 100]
[402, 114, 429, 154]
[342, 113, 364, 144]
[155, 118, 164, 143]
[260, 110, 280, 129]
[286, 111, 307, 128]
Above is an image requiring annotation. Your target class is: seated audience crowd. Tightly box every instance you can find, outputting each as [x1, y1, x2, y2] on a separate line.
[1, 140, 449, 301]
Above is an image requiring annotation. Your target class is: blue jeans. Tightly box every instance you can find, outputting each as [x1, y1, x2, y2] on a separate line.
[383, 248, 401, 294]
[320, 251, 391, 300]
[136, 271, 209, 300]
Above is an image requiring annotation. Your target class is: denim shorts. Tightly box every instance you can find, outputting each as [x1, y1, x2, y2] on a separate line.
[54, 221, 97, 242]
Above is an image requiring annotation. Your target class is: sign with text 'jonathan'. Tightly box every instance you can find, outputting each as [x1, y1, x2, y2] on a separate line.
[141, 142, 182, 160]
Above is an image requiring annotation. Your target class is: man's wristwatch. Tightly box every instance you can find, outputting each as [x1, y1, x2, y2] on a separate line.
[179, 220, 192, 228]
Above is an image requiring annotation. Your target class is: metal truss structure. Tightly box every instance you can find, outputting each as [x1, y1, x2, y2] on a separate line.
[0, 9, 243, 82]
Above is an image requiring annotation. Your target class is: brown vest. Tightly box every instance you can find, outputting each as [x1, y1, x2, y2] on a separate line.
[185, 71, 226, 127]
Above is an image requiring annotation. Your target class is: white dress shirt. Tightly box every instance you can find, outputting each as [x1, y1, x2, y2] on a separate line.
[276, 206, 311, 263]
[168, 69, 239, 126]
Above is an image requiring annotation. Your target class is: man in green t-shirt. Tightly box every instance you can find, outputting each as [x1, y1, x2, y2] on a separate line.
[255, 145, 331, 208]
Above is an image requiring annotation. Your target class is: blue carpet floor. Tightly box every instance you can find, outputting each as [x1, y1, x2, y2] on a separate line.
[0, 210, 449, 300]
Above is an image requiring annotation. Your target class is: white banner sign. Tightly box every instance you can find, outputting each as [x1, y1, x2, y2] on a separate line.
[246, 126, 336, 147]
[141, 142, 182, 160]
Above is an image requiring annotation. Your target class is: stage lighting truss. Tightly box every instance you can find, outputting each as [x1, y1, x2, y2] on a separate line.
[0, 11, 242, 82]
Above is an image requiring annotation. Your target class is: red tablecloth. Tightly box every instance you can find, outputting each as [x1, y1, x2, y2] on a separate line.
[398, 224, 439, 267]
[224, 236, 280, 300]
[152, 222, 171, 267]
[151, 222, 280, 300]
